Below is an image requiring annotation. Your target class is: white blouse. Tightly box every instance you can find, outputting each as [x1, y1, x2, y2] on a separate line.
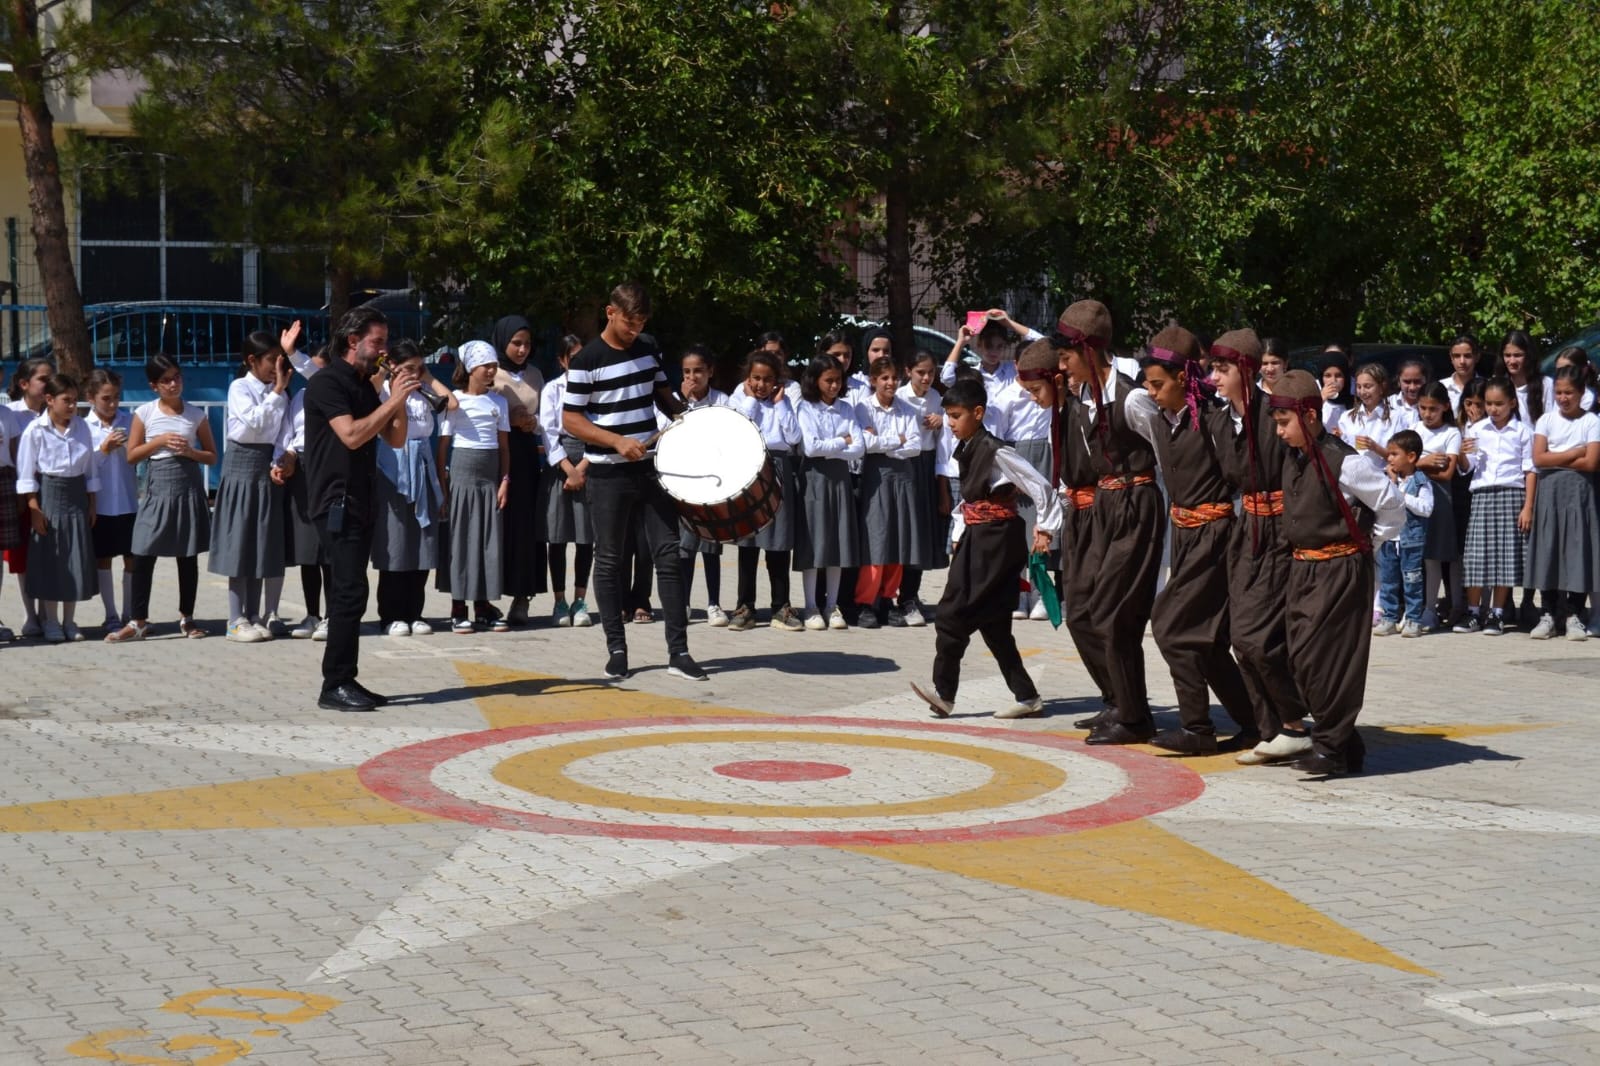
[225, 373, 288, 444]
[1466, 417, 1534, 491]
[133, 400, 207, 461]
[440, 391, 509, 450]
[896, 383, 941, 453]
[855, 395, 922, 459]
[1534, 410, 1600, 453]
[1336, 404, 1409, 467]
[16, 415, 100, 494]
[798, 399, 866, 461]
[732, 385, 802, 452]
[938, 358, 1050, 442]
[85, 409, 138, 516]
[679, 388, 729, 412]
[540, 375, 573, 468]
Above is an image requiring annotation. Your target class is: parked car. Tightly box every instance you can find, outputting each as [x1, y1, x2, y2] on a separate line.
[18, 301, 304, 366]
[1290, 343, 1452, 384]
[1541, 322, 1600, 373]
[825, 315, 964, 365]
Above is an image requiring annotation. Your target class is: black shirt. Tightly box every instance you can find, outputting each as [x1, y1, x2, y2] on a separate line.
[304, 357, 382, 521]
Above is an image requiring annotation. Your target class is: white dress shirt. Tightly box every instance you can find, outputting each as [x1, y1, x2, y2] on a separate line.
[85, 409, 137, 516]
[732, 385, 802, 452]
[134, 400, 207, 462]
[540, 375, 573, 467]
[441, 392, 510, 450]
[896, 383, 941, 454]
[855, 394, 922, 459]
[16, 415, 100, 494]
[1387, 394, 1421, 424]
[1337, 403, 1408, 468]
[1335, 452, 1405, 547]
[1076, 366, 1127, 428]
[1465, 417, 1534, 490]
[679, 388, 729, 412]
[948, 443, 1064, 548]
[1439, 376, 1478, 417]
[798, 399, 866, 461]
[225, 373, 288, 444]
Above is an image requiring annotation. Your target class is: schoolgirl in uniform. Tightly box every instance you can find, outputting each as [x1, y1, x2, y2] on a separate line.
[1495, 330, 1548, 427]
[16, 373, 97, 642]
[1388, 359, 1429, 424]
[852, 355, 926, 628]
[7, 355, 52, 637]
[795, 355, 864, 630]
[1552, 347, 1598, 411]
[674, 345, 730, 626]
[1441, 333, 1484, 415]
[106, 355, 214, 642]
[269, 334, 331, 640]
[1338, 363, 1409, 455]
[439, 341, 511, 633]
[490, 314, 547, 626]
[210, 332, 291, 643]
[373, 339, 454, 636]
[728, 349, 803, 632]
[1454, 377, 1534, 634]
[1259, 337, 1288, 390]
[894, 350, 946, 626]
[541, 335, 594, 628]
[1525, 368, 1600, 639]
[84, 369, 137, 632]
[0, 367, 19, 641]
[1413, 383, 1462, 631]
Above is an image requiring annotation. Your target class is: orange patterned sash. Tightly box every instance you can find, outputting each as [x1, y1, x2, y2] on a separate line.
[1096, 473, 1156, 491]
[1292, 540, 1362, 561]
[1241, 490, 1284, 517]
[1170, 501, 1235, 528]
[961, 500, 1019, 525]
[1066, 486, 1097, 510]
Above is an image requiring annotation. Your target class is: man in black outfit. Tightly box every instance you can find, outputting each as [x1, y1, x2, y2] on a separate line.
[303, 307, 419, 711]
[562, 283, 703, 682]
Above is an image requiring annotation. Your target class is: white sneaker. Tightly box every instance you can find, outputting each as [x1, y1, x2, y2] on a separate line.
[828, 607, 848, 631]
[570, 599, 593, 627]
[290, 615, 319, 639]
[1529, 613, 1556, 640]
[1372, 619, 1398, 636]
[995, 697, 1044, 720]
[1400, 620, 1422, 638]
[1568, 622, 1590, 642]
[312, 618, 329, 642]
[1013, 593, 1029, 620]
[1253, 731, 1312, 761]
[387, 620, 412, 637]
[251, 620, 275, 641]
[553, 599, 571, 628]
[227, 619, 264, 643]
[1028, 593, 1049, 621]
[410, 619, 433, 636]
[706, 605, 729, 628]
[902, 602, 927, 627]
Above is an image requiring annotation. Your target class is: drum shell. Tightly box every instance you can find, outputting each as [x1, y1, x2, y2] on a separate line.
[670, 454, 782, 542]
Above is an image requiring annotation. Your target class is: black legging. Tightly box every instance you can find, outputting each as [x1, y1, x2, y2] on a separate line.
[680, 550, 723, 606]
[376, 570, 428, 626]
[549, 544, 594, 594]
[899, 567, 924, 606]
[736, 546, 791, 610]
[129, 554, 199, 621]
[301, 563, 332, 618]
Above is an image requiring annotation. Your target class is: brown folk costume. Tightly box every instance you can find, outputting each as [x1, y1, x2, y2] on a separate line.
[1052, 301, 1165, 740]
[1207, 330, 1311, 740]
[1133, 328, 1253, 750]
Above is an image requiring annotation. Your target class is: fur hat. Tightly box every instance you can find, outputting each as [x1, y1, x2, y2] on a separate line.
[1054, 300, 1113, 351]
[1273, 369, 1320, 404]
[1146, 325, 1202, 365]
[1210, 328, 1263, 366]
[1017, 338, 1058, 380]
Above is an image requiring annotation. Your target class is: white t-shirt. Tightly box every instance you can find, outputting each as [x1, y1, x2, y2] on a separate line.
[1417, 422, 1462, 460]
[133, 400, 208, 461]
[440, 391, 509, 450]
[1534, 410, 1600, 453]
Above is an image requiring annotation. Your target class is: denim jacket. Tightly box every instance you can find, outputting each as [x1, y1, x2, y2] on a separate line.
[1401, 470, 1431, 548]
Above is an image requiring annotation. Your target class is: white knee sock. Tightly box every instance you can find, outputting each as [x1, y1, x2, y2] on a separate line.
[98, 569, 117, 618]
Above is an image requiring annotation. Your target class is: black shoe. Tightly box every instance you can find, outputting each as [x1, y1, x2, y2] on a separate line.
[1482, 611, 1504, 635]
[1217, 731, 1263, 754]
[1085, 721, 1155, 746]
[855, 608, 882, 629]
[886, 606, 907, 628]
[1150, 728, 1220, 755]
[1289, 752, 1350, 775]
[1074, 708, 1111, 730]
[318, 682, 378, 712]
[604, 650, 630, 681]
[351, 681, 389, 707]
[667, 653, 708, 681]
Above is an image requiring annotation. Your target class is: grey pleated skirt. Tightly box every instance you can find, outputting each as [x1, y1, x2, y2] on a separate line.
[793, 457, 860, 570]
[737, 451, 798, 552]
[283, 467, 327, 567]
[543, 440, 593, 544]
[445, 446, 502, 602]
[372, 449, 441, 572]
[29, 474, 95, 601]
[1423, 473, 1458, 561]
[1527, 469, 1600, 592]
[132, 458, 210, 557]
[207, 441, 284, 579]
[859, 454, 931, 566]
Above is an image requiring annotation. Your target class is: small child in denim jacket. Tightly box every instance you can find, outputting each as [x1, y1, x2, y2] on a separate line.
[1375, 430, 1434, 637]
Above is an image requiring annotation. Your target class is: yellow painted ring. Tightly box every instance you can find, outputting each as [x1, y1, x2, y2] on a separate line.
[491, 729, 1069, 820]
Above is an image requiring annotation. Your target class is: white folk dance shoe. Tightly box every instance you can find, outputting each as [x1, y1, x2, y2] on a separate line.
[1248, 731, 1312, 763]
[910, 681, 954, 719]
[290, 615, 319, 639]
[995, 697, 1045, 720]
[1528, 613, 1556, 640]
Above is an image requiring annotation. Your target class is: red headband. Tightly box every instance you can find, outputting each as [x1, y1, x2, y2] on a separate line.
[1268, 391, 1370, 553]
[1052, 323, 1105, 352]
[1209, 343, 1258, 374]
[1148, 346, 1210, 431]
[1017, 366, 1056, 383]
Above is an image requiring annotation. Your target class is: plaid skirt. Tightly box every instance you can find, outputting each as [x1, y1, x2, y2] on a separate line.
[0, 466, 21, 551]
[1462, 485, 1526, 588]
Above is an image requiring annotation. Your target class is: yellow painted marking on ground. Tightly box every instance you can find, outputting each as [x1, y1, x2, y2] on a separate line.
[494, 730, 1065, 818]
[1384, 723, 1552, 739]
[846, 820, 1433, 975]
[1017, 647, 1044, 659]
[457, 661, 770, 729]
[160, 988, 339, 1025]
[0, 770, 444, 833]
[65, 1029, 250, 1064]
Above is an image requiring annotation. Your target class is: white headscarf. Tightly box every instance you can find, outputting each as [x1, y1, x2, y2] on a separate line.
[460, 340, 497, 373]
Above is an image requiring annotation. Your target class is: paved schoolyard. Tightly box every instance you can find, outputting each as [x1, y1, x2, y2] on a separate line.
[2, 558, 1599, 1065]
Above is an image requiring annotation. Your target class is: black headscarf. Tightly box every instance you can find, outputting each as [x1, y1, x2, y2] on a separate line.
[491, 315, 533, 373]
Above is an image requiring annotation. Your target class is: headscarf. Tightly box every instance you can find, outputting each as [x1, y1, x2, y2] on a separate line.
[459, 340, 498, 373]
[1269, 369, 1370, 553]
[1144, 325, 1211, 432]
[857, 329, 891, 376]
[491, 315, 533, 373]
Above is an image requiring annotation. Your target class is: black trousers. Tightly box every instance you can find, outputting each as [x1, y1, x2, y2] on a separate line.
[129, 554, 198, 620]
[1286, 553, 1373, 761]
[586, 464, 688, 656]
[1150, 519, 1254, 737]
[932, 519, 1036, 703]
[316, 514, 375, 691]
[377, 570, 428, 627]
[736, 546, 791, 610]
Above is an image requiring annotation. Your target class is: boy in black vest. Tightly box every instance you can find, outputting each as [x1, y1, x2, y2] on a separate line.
[913, 379, 1062, 720]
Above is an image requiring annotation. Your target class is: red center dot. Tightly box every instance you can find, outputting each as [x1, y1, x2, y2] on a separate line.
[712, 760, 853, 782]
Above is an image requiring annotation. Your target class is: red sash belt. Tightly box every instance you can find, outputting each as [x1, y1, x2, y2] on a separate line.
[1170, 501, 1234, 528]
[1067, 486, 1097, 510]
[961, 500, 1019, 525]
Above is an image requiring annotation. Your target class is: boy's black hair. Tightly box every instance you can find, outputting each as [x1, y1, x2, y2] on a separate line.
[1388, 429, 1423, 456]
[942, 378, 987, 411]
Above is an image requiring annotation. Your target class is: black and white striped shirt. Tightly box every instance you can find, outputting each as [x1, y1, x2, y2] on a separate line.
[564, 336, 667, 463]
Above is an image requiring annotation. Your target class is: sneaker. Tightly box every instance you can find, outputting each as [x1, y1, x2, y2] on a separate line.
[21, 619, 42, 639]
[62, 622, 85, 642]
[1372, 619, 1399, 637]
[387, 620, 412, 637]
[803, 610, 827, 632]
[1482, 612, 1505, 635]
[727, 605, 756, 632]
[291, 615, 319, 640]
[901, 599, 927, 627]
[886, 605, 908, 628]
[263, 612, 288, 638]
[856, 607, 882, 629]
[1529, 613, 1556, 640]
[771, 605, 804, 632]
[1400, 619, 1422, 638]
[1452, 613, 1482, 634]
[484, 615, 510, 633]
[570, 599, 593, 627]
[1252, 731, 1313, 762]
[227, 619, 264, 643]
[995, 697, 1044, 720]
[706, 605, 730, 628]
[105, 620, 149, 643]
[410, 619, 434, 636]
[506, 597, 530, 626]
[42, 621, 65, 644]
[1568, 622, 1591, 642]
[312, 618, 330, 642]
[667, 653, 709, 682]
[1029, 593, 1049, 621]
[553, 598, 571, 627]
[251, 620, 275, 641]
[452, 617, 475, 634]
[604, 649, 630, 681]
[1013, 594, 1029, 620]
[828, 607, 848, 631]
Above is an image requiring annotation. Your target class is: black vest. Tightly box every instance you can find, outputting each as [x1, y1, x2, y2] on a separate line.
[1282, 432, 1375, 550]
[955, 428, 1016, 505]
[1089, 374, 1157, 479]
[1209, 390, 1288, 495]
[1150, 407, 1231, 509]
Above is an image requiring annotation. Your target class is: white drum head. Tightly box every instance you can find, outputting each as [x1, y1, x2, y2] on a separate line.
[656, 406, 766, 505]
